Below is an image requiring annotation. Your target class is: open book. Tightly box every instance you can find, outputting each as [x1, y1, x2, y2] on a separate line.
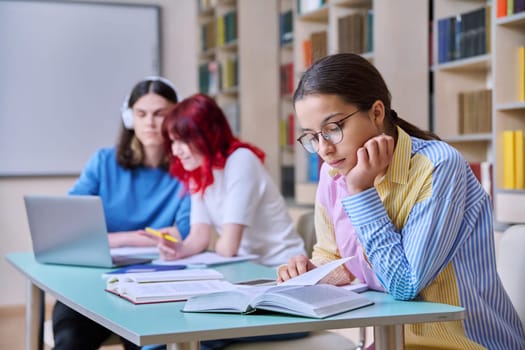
[182, 284, 372, 318]
[182, 257, 373, 318]
[105, 268, 231, 304]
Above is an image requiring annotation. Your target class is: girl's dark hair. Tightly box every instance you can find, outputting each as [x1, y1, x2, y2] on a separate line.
[116, 79, 178, 169]
[162, 93, 265, 194]
[293, 53, 440, 141]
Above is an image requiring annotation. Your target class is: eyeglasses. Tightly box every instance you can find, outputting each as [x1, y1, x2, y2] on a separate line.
[296, 110, 360, 153]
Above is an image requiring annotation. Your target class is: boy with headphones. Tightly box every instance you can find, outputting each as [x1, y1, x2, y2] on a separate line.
[52, 77, 190, 350]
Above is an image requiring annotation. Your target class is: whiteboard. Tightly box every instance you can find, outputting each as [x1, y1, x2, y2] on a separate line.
[0, 0, 160, 176]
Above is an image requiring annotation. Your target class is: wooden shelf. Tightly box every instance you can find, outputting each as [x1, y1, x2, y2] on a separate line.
[444, 133, 492, 143]
[433, 54, 491, 73]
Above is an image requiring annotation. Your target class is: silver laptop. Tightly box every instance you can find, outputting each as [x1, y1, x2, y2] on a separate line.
[24, 195, 152, 268]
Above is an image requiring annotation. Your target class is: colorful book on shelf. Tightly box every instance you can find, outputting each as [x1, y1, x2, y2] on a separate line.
[497, 0, 508, 18]
[287, 113, 295, 146]
[515, 130, 524, 189]
[279, 10, 293, 45]
[519, 47, 525, 102]
[303, 39, 313, 68]
[516, 0, 525, 13]
[508, 0, 515, 16]
[503, 130, 516, 189]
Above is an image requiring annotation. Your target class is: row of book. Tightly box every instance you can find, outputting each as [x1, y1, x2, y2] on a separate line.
[496, 0, 525, 18]
[280, 10, 293, 46]
[338, 10, 373, 55]
[280, 63, 294, 97]
[302, 31, 327, 68]
[200, 11, 237, 52]
[198, 58, 238, 95]
[458, 89, 492, 135]
[437, 5, 490, 64]
[503, 129, 525, 190]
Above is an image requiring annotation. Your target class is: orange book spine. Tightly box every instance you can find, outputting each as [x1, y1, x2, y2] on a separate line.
[302, 39, 313, 68]
[497, 0, 507, 17]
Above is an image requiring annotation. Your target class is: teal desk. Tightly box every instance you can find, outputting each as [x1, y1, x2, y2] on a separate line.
[6, 252, 465, 350]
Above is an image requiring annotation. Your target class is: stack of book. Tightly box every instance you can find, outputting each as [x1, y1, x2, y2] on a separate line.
[105, 268, 235, 304]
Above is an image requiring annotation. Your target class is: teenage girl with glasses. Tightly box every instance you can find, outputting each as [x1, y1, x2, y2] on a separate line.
[278, 53, 525, 349]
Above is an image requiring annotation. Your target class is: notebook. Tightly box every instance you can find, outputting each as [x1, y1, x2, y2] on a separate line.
[24, 195, 152, 268]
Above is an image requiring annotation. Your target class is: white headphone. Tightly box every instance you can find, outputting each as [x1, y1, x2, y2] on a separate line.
[120, 76, 178, 129]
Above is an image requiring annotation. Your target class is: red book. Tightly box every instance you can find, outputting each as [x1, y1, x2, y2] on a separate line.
[469, 162, 482, 183]
[287, 113, 295, 146]
[287, 62, 294, 94]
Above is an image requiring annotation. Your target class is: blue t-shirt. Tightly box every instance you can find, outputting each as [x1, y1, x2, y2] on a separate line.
[69, 148, 190, 238]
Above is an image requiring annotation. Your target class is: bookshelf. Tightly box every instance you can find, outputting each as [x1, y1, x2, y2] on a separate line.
[279, 0, 296, 198]
[197, 0, 240, 134]
[493, 6, 525, 223]
[433, 1, 525, 224]
[292, 0, 430, 205]
[433, 1, 493, 164]
[197, 0, 281, 187]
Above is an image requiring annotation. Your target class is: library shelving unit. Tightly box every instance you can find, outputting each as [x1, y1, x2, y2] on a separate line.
[279, 0, 296, 199]
[493, 7, 525, 223]
[197, 0, 281, 186]
[292, 0, 429, 205]
[433, 0, 493, 164]
[197, 0, 240, 134]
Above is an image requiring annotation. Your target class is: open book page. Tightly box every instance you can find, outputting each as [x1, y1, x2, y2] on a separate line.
[107, 279, 237, 304]
[183, 284, 373, 318]
[252, 284, 373, 318]
[280, 256, 354, 286]
[183, 285, 274, 313]
[105, 268, 224, 284]
[152, 252, 259, 267]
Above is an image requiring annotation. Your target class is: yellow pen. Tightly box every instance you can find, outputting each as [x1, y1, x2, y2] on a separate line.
[145, 227, 178, 243]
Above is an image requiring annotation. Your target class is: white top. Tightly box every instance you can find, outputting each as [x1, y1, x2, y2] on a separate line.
[191, 148, 306, 266]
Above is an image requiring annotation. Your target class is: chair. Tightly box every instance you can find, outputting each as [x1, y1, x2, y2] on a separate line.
[43, 319, 120, 348]
[497, 225, 525, 330]
[296, 210, 316, 258]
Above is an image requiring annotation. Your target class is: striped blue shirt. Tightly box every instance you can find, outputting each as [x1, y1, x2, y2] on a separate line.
[342, 127, 525, 349]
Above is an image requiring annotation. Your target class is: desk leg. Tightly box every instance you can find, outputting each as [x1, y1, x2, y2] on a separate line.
[25, 280, 43, 350]
[166, 342, 200, 350]
[374, 324, 404, 350]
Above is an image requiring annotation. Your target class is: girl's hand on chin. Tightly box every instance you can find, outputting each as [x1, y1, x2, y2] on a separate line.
[345, 134, 394, 195]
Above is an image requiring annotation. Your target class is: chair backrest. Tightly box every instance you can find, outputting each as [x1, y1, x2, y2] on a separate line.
[296, 211, 316, 258]
[498, 224, 525, 329]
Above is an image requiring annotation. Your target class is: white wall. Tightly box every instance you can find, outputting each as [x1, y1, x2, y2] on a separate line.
[0, 0, 198, 307]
